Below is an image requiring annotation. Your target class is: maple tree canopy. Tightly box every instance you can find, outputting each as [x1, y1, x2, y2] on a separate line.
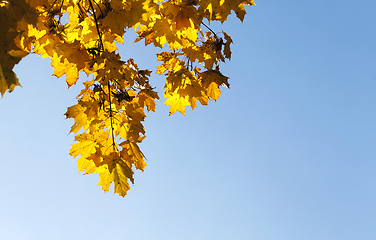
[0, 0, 255, 197]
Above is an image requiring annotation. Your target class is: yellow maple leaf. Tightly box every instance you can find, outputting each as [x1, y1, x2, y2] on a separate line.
[102, 11, 127, 37]
[76, 157, 96, 174]
[206, 81, 221, 100]
[113, 163, 132, 197]
[137, 89, 160, 112]
[199, 66, 229, 100]
[218, 0, 256, 22]
[70, 132, 97, 159]
[97, 167, 114, 193]
[153, 18, 183, 49]
[179, 80, 209, 109]
[0, 65, 22, 97]
[199, 0, 222, 21]
[52, 41, 91, 86]
[164, 91, 190, 115]
[123, 0, 149, 28]
[65, 103, 88, 133]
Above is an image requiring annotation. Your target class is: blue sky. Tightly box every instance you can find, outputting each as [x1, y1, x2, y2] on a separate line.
[1, 0, 375, 239]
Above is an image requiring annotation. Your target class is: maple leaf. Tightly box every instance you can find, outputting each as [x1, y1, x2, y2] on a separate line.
[0, 65, 22, 97]
[200, 66, 229, 100]
[137, 89, 160, 112]
[197, 0, 217, 19]
[164, 91, 190, 115]
[221, 0, 256, 22]
[178, 78, 209, 109]
[153, 17, 183, 49]
[200, 0, 255, 22]
[120, 141, 147, 171]
[70, 132, 98, 163]
[200, 66, 229, 87]
[113, 163, 132, 197]
[97, 167, 115, 193]
[102, 11, 127, 37]
[65, 104, 88, 134]
[222, 31, 233, 60]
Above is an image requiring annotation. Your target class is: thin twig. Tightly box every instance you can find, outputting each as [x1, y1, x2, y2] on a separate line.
[107, 81, 117, 153]
[201, 22, 216, 37]
[57, 0, 65, 24]
[88, 0, 104, 51]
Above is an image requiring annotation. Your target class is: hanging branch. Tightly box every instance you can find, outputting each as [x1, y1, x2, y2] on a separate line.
[88, 0, 116, 153]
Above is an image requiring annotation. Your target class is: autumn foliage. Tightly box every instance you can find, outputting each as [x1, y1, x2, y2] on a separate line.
[1, 0, 255, 196]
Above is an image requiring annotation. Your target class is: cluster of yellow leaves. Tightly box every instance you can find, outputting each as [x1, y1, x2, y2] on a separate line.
[0, 0, 255, 196]
[66, 51, 158, 193]
[157, 51, 229, 115]
[0, 0, 37, 96]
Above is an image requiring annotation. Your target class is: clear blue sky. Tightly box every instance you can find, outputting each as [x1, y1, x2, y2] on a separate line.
[1, 1, 375, 239]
